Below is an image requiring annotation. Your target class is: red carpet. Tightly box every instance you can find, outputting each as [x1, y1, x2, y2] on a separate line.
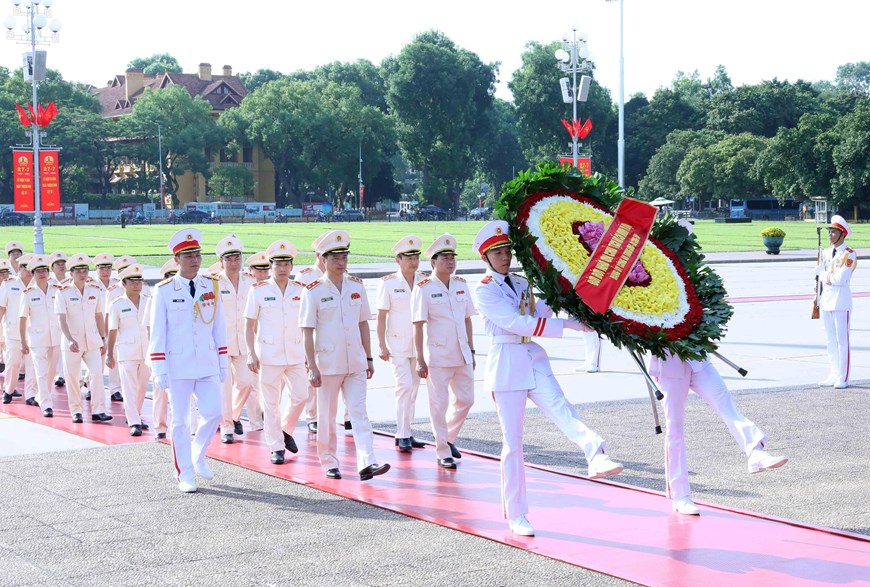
[4, 391, 869, 586]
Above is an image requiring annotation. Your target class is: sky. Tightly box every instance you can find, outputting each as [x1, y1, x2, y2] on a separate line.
[1, 0, 867, 103]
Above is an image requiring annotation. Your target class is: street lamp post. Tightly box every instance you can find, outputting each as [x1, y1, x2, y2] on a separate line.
[606, 0, 625, 188]
[4, 0, 60, 254]
[555, 28, 593, 168]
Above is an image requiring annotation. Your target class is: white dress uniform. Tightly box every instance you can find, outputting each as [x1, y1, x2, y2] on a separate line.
[817, 216, 857, 388]
[108, 265, 151, 430]
[48, 251, 69, 386]
[0, 275, 36, 401]
[472, 221, 623, 535]
[244, 240, 309, 458]
[300, 231, 383, 475]
[54, 260, 108, 418]
[149, 229, 228, 491]
[213, 235, 259, 439]
[19, 258, 63, 412]
[411, 235, 477, 462]
[92, 253, 121, 398]
[295, 252, 325, 426]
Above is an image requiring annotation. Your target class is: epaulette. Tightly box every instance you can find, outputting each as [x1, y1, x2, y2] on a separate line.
[50, 283, 62, 289]
[107, 284, 119, 291]
[417, 278, 430, 287]
[418, 271, 430, 278]
[23, 286, 34, 293]
[298, 267, 312, 274]
[157, 277, 173, 287]
[348, 275, 363, 284]
[293, 280, 305, 288]
[846, 247, 854, 253]
[453, 275, 466, 282]
[253, 280, 269, 288]
[306, 280, 321, 290]
[481, 275, 493, 284]
[57, 284, 68, 291]
[382, 273, 397, 281]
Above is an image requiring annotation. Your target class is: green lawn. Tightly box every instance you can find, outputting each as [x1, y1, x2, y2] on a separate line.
[2, 219, 862, 267]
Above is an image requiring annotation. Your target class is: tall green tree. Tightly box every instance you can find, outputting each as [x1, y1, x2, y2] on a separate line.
[292, 60, 388, 112]
[239, 68, 284, 92]
[382, 30, 496, 208]
[677, 133, 767, 209]
[705, 79, 822, 137]
[638, 129, 724, 201]
[127, 53, 183, 75]
[831, 99, 870, 210]
[835, 62, 870, 94]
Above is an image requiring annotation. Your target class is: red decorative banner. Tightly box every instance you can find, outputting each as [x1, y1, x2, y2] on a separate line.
[39, 150, 61, 212]
[13, 150, 34, 211]
[559, 156, 592, 176]
[560, 118, 593, 139]
[574, 198, 657, 314]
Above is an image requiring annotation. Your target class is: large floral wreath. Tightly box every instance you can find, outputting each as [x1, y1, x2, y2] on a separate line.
[495, 163, 733, 361]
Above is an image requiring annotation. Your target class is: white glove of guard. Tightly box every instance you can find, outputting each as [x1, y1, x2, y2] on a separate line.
[155, 373, 170, 390]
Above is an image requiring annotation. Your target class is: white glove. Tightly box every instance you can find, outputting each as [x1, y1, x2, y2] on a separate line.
[814, 264, 824, 277]
[155, 373, 170, 390]
[565, 319, 584, 331]
[219, 366, 228, 383]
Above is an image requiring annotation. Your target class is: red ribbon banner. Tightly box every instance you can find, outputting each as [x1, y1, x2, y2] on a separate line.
[574, 198, 658, 314]
[13, 150, 34, 211]
[559, 157, 592, 176]
[40, 150, 61, 212]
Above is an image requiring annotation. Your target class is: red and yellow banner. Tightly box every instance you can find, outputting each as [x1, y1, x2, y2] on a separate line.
[559, 156, 592, 176]
[39, 150, 61, 212]
[574, 198, 657, 314]
[13, 150, 34, 211]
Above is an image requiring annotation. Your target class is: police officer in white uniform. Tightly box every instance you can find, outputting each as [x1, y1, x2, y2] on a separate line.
[300, 230, 390, 481]
[295, 233, 327, 433]
[107, 264, 152, 436]
[55, 253, 111, 423]
[411, 234, 476, 469]
[48, 252, 69, 388]
[213, 235, 258, 443]
[376, 235, 428, 452]
[149, 228, 228, 493]
[0, 254, 36, 405]
[19, 255, 63, 418]
[6, 241, 24, 275]
[472, 221, 624, 536]
[245, 240, 309, 464]
[245, 252, 271, 283]
[145, 258, 180, 440]
[816, 215, 857, 389]
[104, 255, 136, 402]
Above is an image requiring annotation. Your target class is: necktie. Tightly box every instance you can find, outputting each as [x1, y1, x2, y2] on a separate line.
[504, 274, 516, 293]
[189, 280, 196, 298]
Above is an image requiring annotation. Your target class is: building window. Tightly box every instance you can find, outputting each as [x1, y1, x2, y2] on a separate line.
[220, 149, 235, 163]
[242, 144, 253, 163]
[204, 148, 212, 162]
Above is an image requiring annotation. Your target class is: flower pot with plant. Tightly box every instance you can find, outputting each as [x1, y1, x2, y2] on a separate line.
[760, 227, 786, 254]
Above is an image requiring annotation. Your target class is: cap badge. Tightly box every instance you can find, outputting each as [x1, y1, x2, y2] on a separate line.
[495, 227, 502, 235]
[280, 244, 286, 249]
[186, 234, 192, 240]
[337, 235, 343, 241]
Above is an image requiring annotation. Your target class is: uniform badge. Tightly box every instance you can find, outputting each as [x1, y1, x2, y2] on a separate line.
[847, 258, 853, 267]
[121, 308, 131, 313]
[264, 296, 276, 301]
[292, 296, 301, 301]
[351, 292, 361, 300]
[432, 293, 442, 298]
[321, 296, 333, 303]
[456, 290, 465, 295]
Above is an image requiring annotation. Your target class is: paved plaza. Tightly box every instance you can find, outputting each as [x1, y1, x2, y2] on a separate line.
[1, 250, 868, 586]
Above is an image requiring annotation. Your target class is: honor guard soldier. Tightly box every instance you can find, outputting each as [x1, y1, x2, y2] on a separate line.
[650, 353, 788, 516]
[295, 233, 327, 433]
[145, 258, 180, 440]
[376, 235, 428, 452]
[300, 230, 390, 481]
[816, 215, 857, 389]
[55, 254, 112, 423]
[214, 235, 259, 444]
[244, 239, 309, 464]
[245, 252, 270, 282]
[411, 234, 476, 469]
[19, 255, 63, 418]
[6, 241, 24, 274]
[150, 228, 228, 493]
[0, 256, 36, 405]
[107, 264, 152, 436]
[473, 221, 624, 536]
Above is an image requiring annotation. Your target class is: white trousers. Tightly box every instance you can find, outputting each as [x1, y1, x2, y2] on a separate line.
[389, 356, 420, 438]
[658, 362, 766, 501]
[584, 331, 601, 369]
[304, 379, 318, 422]
[64, 349, 106, 415]
[822, 310, 850, 383]
[317, 371, 376, 472]
[4, 341, 36, 399]
[427, 364, 475, 460]
[152, 380, 170, 434]
[31, 345, 60, 410]
[220, 354, 256, 435]
[259, 363, 308, 452]
[119, 359, 150, 426]
[107, 362, 121, 395]
[493, 373, 604, 520]
[168, 376, 221, 482]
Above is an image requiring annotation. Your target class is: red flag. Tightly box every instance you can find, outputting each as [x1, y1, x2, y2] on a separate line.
[578, 119, 593, 139]
[561, 119, 573, 135]
[28, 104, 36, 126]
[44, 102, 58, 125]
[15, 103, 31, 127]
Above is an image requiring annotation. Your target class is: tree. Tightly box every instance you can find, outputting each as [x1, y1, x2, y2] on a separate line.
[835, 62, 870, 94]
[208, 165, 255, 199]
[677, 133, 767, 209]
[831, 99, 870, 210]
[705, 79, 823, 137]
[474, 98, 527, 195]
[123, 85, 224, 207]
[127, 53, 183, 76]
[291, 60, 388, 112]
[638, 129, 724, 201]
[239, 68, 284, 92]
[382, 30, 496, 208]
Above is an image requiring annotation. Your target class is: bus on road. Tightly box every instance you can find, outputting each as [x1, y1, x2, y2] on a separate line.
[730, 198, 800, 220]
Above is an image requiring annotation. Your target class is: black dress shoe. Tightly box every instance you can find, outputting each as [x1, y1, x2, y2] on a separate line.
[140, 423, 149, 431]
[307, 421, 318, 433]
[396, 437, 412, 452]
[233, 420, 244, 436]
[156, 432, 167, 440]
[283, 431, 298, 454]
[18, 372, 25, 381]
[438, 457, 457, 469]
[84, 392, 91, 401]
[54, 377, 65, 388]
[110, 392, 123, 402]
[25, 397, 38, 407]
[42, 408, 53, 418]
[2, 393, 11, 404]
[326, 468, 342, 479]
[220, 433, 234, 444]
[130, 424, 142, 437]
[344, 420, 352, 430]
[91, 413, 113, 422]
[11, 390, 21, 397]
[410, 436, 426, 449]
[359, 463, 391, 481]
[71, 413, 83, 424]
[448, 442, 461, 459]
[271, 450, 285, 465]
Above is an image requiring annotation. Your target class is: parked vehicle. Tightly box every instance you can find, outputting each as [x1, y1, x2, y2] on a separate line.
[0, 211, 29, 226]
[333, 209, 365, 222]
[170, 209, 212, 224]
[469, 207, 491, 220]
[417, 205, 447, 221]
